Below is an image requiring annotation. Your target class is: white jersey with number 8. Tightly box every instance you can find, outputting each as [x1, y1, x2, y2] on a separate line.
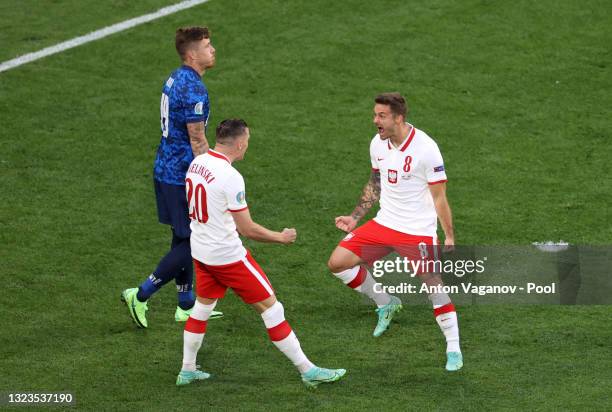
[369, 125, 448, 237]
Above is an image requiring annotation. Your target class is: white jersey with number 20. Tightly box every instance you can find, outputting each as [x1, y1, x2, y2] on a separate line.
[186, 149, 248, 265]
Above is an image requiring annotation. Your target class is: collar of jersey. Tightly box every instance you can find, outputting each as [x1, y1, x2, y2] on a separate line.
[181, 64, 201, 78]
[387, 124, 415, 152]
[208, 149, 231, 163]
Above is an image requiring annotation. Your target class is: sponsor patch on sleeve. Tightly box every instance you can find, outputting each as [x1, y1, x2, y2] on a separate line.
[194, 102, 204, 115]
[236, 191, 246, 204]
[434, 165, 445, 172]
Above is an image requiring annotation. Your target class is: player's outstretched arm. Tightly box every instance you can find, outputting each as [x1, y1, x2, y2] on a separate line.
[232, 209, 296, 244]
[187, 121, 210, 156]
[335, 169, 381, 233]
[429, 182, 455, 252]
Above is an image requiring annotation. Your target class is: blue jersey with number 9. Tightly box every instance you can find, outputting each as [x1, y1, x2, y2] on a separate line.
[154, 65, 210, 185]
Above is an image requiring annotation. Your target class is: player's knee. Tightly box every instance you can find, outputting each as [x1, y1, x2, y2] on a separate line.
[172, 229, 190, 245]
[261, 301, 284, 322]
[327, 255, 348, 274]
[192, 299, 217, 320]
[327, 255, 338, 273]
[428, 292, 451, 306]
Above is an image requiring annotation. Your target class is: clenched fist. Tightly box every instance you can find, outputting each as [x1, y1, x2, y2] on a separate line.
[335, 216, 358, 233]
[280, 228, 297, 244]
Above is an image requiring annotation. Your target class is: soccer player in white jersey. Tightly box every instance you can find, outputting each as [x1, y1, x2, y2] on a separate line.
[327, 93, 462, 371]
[177, 119, 346, 387]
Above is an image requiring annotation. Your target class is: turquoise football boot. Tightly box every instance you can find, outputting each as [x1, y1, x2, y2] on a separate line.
[301, 367, 346, 389]
[445, 352, 463, 371]
[373, 296, 402, 337]
[176, 369, 211, 386]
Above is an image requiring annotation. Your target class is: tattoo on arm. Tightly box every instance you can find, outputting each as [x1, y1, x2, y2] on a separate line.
[186, 122, 209, 156]
[351, 170, 381, 221]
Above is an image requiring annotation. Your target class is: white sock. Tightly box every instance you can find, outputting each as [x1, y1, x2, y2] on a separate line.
[273, 332, 314, 374]
[356, 270, 392, 307]
[334, 266, 392, 308]
[182, 300, 217, 372]
[433, 302, 461, 353]
[261, 301, 314, 374]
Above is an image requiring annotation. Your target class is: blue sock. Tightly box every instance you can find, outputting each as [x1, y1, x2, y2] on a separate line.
[137, 272, 172, 302]
[176, 282, 195, 310]
[137, 274, 163, 302]
[136, 234, 191, 302]
[175, 244, 195, 310]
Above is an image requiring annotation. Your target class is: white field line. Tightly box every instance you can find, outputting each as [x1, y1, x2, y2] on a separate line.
[0, 0, 210, 73]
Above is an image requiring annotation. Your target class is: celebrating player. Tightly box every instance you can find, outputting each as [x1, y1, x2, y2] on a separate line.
[122, 27, 222, 328]
[327, 93, 462, 371]
[177, 119, 346, 388]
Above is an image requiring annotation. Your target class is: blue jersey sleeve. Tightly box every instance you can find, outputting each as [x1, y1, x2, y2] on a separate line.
[184, 85, 209, 124]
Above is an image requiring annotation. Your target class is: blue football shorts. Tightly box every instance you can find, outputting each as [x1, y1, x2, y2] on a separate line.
[154, 179, 191, 239]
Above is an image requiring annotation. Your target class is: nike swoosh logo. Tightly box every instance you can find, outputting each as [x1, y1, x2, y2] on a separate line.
[131, 300, 145, 328]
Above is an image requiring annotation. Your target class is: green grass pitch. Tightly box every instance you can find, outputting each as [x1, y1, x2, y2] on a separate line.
[1, 0, 611, 410]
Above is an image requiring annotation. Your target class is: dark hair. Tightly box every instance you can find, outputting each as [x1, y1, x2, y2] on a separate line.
[216, 119, 249, 143]
[374, 93, 408, 119]
[175, 26, 210, 59]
